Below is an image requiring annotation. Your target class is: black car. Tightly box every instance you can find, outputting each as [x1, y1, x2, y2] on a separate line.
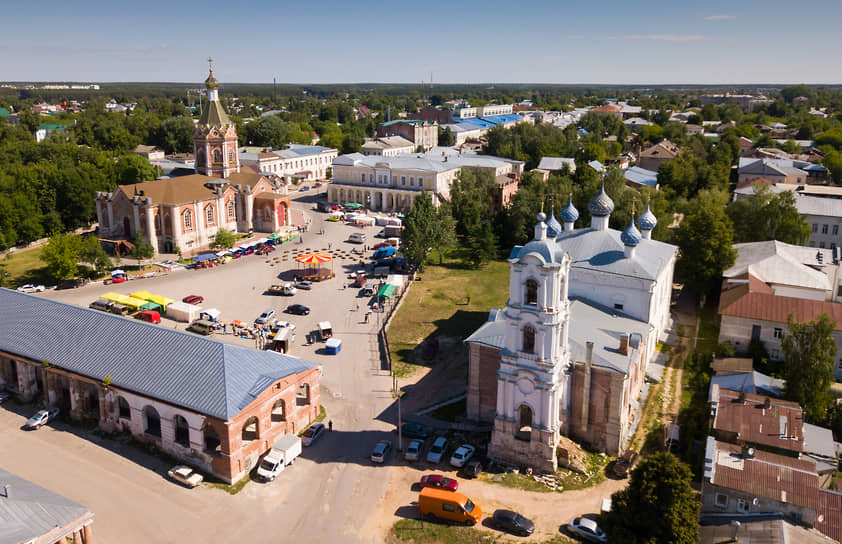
[492, 510, 535, 536]
[460, 458, 482, 479]
[613, 450, 638, 478]
[400, 422, 429, 439]
[287, 304, 311, 315]
[56, 278, 87, 290]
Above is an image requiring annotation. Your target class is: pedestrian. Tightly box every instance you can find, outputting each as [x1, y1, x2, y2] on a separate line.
[364, 310, 371, 323]
[328, 242, 332, 250]
[222, 322, 227, 334]
[328, 420, 333, 432]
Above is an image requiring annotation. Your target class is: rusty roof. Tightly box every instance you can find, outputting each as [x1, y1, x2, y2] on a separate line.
[117, 172, 267, 206]
[711, 357, 754, 375]
[712, 388, 803, 452]
[718, 287, 842, 330]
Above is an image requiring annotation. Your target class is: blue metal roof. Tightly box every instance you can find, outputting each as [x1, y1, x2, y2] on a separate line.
[624, 166, 658, 187]
[481, 114, 522, 125]
[0, 289, 318, 420]
[455, 118, 496, 130]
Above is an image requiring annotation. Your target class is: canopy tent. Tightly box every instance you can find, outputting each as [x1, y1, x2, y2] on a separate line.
[268, 233, 283, 241]
[377, 284, 397, 299]
[130, 290, 174, 311]
[343, 202, 363, 209]
[101, 292, 155, 311]
[255, 237, 269, 245]
[110, 269, 126, 277]
[192, 253, 218, 263]
[295, 253, 332, 265]
[215, 250, 230, 257]
[200, 308, 221, 322]
[293, 252, 334, 281]
[385, 275, 405, 289]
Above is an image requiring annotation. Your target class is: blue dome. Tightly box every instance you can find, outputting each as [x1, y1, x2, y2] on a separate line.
[560, 198, 579, 223]
[546, 209, 562, 238]
[638, 204, 657, 231]
[621, 217, 642, 247]
[588, 185, 614, 217]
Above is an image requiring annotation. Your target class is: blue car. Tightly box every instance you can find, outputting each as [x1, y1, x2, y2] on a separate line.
[401, 422, 430, 439]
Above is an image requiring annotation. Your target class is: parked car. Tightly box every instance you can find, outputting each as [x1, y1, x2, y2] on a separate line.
[17, 284, 45, 293]
[271, 320, 297, 332]
[371, 440, 392, 463]
[460, 458, 483, 479]
[286, 304, 310, 315]
[300, 185, 310, 191]
[405, 439, 424, 462]
[450, 444, 476, 468]
[182, 295, 204, 305]
[167, 465, 204, 488]
[256, 245, 275, 255]
[426, 436, 448, 464]
[567, 517, 607, 543]
[255, 309, 276, 324]
[294, 281, 313, 290]
[613, 450, 638, 479]
[419, 474, 458, 492]
[56, 278, 87, 290]
[492, 510, 535, 536]
[301, 422, 325, 447]
[135, 310, 161, 324]
[24, 407, 60, 429]
[401, 422, 430, 439]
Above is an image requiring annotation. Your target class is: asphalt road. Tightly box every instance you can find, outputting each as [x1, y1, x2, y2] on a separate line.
[5, 194, 405, 544]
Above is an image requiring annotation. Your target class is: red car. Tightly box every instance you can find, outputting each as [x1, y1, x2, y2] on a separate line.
[135, 310, 161, 324]
[256, 245, 275, 255]
[419, 474, 458, 492]
[183, 295, 204, 305]
[373, 241, 392, 249]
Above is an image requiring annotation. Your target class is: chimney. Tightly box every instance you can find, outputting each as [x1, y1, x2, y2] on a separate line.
[764, 397, 772, 409]
[3, 484, 9, 498]
[579, 342, 594, 436]
[741, 446, 755, 459]
[619, 333, 630, 355]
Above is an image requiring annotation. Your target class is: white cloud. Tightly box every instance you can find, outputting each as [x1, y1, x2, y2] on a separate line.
[623, 34, 709, 42]
[704, 14, 736, 20]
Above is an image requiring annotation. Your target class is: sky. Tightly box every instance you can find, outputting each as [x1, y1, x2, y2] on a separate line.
[3, 0, 841, 85]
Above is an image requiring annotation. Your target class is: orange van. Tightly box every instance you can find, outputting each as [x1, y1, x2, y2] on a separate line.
[418, 487, 482, 526]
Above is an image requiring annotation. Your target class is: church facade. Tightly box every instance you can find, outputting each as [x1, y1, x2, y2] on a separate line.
[467, 189, 677, 472]
[95, 62, 289, 255]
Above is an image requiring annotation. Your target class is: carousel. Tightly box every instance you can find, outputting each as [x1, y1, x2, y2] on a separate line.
[294, 252, 334, 281]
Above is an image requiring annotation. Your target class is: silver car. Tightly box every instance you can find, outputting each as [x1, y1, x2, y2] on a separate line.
[301, 422, 325, 447]
[24, 406, 60, 429]
[404, 439, 424, 461]
[426, 436, 448, 464]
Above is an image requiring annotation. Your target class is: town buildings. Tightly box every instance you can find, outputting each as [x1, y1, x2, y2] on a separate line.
[0, 468, 95, 544]
[375, 120, 438, 151]
[466, 191, 677, 471]
[95, 63, 291, 255]
[0, 289, 321, 485]
[238, 144, 337, 183]
[361, 136, 415, 157]
[637, 140, 680, 171]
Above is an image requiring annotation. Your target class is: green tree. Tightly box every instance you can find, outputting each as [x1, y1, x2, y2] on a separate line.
[131, 227, 155, 265]
[115, 154, 161, 185]
[78, 234, 112, 274]
[781, 313, 837, 423]
[467, 221, 497, 268]
[450, 168, 493, 239]
[211, 229, 236, 250]
[602, 452, 700, 544]
[674, 190, 736, 294]
[402, 192, 438, 270]
[430, 202, 457, 264]
[40, 232, 82, 281]
[727, 184, 810, 244]
[438, 127, 454, 146]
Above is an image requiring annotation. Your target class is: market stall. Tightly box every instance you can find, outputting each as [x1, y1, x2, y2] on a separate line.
[294, 252, 334, 281]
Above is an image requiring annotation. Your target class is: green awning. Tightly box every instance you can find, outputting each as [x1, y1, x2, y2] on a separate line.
[344, 202, 363, 209]
[377, 284, 396, 298]
[269, 233, 282, 240]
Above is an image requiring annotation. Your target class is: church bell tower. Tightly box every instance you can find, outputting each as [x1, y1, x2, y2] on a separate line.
[194, 58, 239, 178]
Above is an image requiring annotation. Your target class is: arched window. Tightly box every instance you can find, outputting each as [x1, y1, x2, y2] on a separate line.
[213, 149, 222, 163]
[525, 279, 538, 306]
[203, 422, 221, 454]
[228, 150, 234, 162]
[226, 200, 235, 220]
[297, 383, 310, 407]
[271, 399, 286, 425]
[516, 404, 533, 441]
[143, 406, 161, 438]
[205, 205, 214, 225]
[242, 416, 259, 443]
[523, 325, 535, 353]
[118, 397, 131, 420]
[197, 149, 206, 166]
[183, 210, 192, 231]
[174, 415, 190, 448]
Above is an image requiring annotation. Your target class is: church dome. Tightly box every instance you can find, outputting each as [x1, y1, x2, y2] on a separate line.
[588, 185, 614, 217]
[621, 217, 642, 247]
[638, 204, 657, 231]
[560, 198, 579, 223]
[205, 69, 219, 90]
[546, 209, 562, 238]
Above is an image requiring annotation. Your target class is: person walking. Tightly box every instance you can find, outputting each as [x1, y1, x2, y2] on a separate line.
[328, 420, 333, 432]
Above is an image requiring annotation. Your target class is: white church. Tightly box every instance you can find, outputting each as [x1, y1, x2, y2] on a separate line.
[466, 186, 677, 472]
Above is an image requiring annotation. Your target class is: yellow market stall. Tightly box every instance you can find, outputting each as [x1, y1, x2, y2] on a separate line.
[101, 292, 155, 311]
[130, 291, 174, 313]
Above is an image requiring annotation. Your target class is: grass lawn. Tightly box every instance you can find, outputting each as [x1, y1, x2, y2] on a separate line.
[1, 246, 51, 287]
[388, 252, 509, 378]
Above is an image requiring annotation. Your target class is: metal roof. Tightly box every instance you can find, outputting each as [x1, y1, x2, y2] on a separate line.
[567, 299, 651, 374]
[536, 157, 576, 172]
[0, 289, 318, 420]
[623, 166, 658, 187]
[724, 240, 833, 291]
[0, 468, 94, 544]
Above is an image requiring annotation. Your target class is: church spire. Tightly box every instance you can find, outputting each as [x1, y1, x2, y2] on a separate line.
[199, 57, 230, 128]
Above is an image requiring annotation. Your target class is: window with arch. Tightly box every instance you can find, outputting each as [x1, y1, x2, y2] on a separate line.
[297, 383, 310, 407]
[143, 406, 161, 438]
[228, 150, 234, 162]
[118, 397, 131, 420]
[205, 205, 214, 225]
[523, 325, 536, 353]
[173, 415, 190, 448]
[516, 404, 533, 441]
[241, 416, 259, 443]
[271, 399, 286, 424]
[525, 279, 538, 306]
[213, 149, 223, 163]
[226, 200, 235, 220]
[197, 149, 206, 166]
[183, 209, 193, 231]
[203, 422, 221, 454]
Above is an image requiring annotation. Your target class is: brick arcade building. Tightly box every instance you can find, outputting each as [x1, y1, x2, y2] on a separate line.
[0, 289, 321, 484]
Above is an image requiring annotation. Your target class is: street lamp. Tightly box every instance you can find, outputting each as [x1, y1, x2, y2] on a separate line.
[366, 194, 371, 212]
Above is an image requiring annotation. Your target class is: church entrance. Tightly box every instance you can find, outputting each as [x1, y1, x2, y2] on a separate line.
[123, 217, 132, 239]
[516, 404, 533, 442]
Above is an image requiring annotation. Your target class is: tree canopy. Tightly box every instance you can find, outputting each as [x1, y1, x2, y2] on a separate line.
[674, 190, 736, 294]
[782, 312, 837, 423]
[728, 184, 810, 245]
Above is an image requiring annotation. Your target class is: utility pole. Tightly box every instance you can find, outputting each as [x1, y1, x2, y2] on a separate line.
[394, 372, 402, 452]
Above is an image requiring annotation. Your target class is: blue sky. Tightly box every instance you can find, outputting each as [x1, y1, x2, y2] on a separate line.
[3, 0, 840, 84]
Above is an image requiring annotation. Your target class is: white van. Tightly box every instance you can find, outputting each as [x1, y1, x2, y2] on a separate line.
[349, 232, 366, 244]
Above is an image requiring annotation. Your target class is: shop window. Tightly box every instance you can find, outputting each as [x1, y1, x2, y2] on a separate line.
[523, 325, 535, 353]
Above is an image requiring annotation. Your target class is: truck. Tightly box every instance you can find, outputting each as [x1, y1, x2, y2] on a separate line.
[373, 246, 396, 259]
[256, 434, 302, 481]
[378, 225, 403, 238]
[268, 283, 297, 296]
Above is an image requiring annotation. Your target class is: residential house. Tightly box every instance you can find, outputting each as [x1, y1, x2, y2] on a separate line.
[623, 166, 658, 189]
[134, 144, 166, 161]
[638, 140, 680, 171]
[238, 144, 337, 184]
[361, 135, 415, 157]
[536, 157, 577, 174]
[375, 120, 438, 151]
